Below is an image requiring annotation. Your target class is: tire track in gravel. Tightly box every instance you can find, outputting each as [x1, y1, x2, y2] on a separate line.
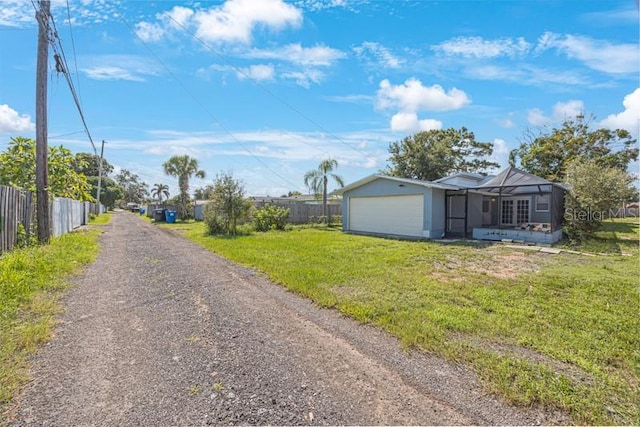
[7, 212, 568, 426]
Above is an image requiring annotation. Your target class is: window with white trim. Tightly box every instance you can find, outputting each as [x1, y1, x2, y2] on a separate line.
[501, 199, 514, 225]
[501, 198, 530, 226]
[516, 199, 530, 224]
[535, 194, 550, 212]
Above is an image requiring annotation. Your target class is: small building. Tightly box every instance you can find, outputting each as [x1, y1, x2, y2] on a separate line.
[335, 166, 567, 244]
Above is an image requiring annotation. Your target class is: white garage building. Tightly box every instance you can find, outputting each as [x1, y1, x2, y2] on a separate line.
[335, 175, 458, 239]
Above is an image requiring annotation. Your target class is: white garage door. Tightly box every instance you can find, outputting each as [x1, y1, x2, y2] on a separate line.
[349, 195, 424, 237]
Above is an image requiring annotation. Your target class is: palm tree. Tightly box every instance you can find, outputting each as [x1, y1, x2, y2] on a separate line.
[151, 183, 170, 207]
[163, 155, 205, 219]
[304, 159, 344, 222]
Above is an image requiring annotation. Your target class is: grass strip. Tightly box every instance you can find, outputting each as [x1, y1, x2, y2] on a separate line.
[0, 228, 102, 421]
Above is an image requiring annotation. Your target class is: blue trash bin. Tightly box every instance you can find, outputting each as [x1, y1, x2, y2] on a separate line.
[139, 208, 145, 215]
[165, 210, 177, 224]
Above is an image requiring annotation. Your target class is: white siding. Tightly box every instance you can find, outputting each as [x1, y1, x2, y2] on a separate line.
[349, 195, 424, 237]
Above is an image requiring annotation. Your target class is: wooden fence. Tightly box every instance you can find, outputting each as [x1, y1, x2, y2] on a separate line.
[0, 185, 35, 253]
[253, 200, 342, 224]
[0, 185, 103, 254]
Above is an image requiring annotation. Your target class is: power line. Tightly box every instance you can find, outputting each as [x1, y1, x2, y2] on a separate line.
[165, 14, 375, 163]
[117, 15, 306, 191]
[47, 9, 97, 154]
[65, 0, 82, 107]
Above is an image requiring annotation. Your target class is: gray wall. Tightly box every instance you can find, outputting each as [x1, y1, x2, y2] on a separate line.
[428, 188, 446, 238]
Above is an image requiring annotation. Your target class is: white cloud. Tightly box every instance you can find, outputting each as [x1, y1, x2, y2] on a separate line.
[82, 66, 146, 81]
[0, 104, 35, 133]
[323, 94, 373, 104]
[353, 42, 404, 69]
[194, 0, 301, 43]
[375, 78, 469, 133]
[535, 32, 639, 74]
[601, 88, 640, 138]
[281, 69, 325, 88]
[488, 138, 511, 171]
[433, 36, 531, 58]
[527, 108, 550, 126]
[527, 99, 586, 127]
[81, 55, 160, 81]
[244, 44, 346, 66]
[498, 114, 515, 129]
[0, 1, 33, 27]
[299, 0, 348, 11]
[552, 100, 584, 121]
[203, 0, 301, 44]
[0, 0, 122, 28]
[376, 78, 470, 112]
[135, 0, 301, 44]
[165, 6, 194, 29]
[390, 112, 442, 133]
[237, 64, 275, 81]
[580, 6, 640, 26]
[134, 22, 165, 42]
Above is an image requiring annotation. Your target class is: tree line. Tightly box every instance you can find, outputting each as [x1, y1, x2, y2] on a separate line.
[2, 112, 636, 241]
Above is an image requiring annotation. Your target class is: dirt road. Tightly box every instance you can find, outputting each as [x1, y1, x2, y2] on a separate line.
[8, 212, 564, 425]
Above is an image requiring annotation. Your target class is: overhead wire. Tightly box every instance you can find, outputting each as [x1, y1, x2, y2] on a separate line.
[117, 15, 306, 192]
[65, 0, 82, 107]
[47, 8, 97, 154]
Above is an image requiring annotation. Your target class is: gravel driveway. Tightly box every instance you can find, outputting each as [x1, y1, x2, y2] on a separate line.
[7, 212, 567, 425]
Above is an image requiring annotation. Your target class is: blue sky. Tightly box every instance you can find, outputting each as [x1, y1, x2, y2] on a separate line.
[0, 0, 638, 198]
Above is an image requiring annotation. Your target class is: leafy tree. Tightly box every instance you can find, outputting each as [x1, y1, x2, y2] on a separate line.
[510, 114, 638, 182]
[114, 169, 149, 205]
[151, 183, 170, 204]
[87, 176, 123, 209]
[386, 127, 499, 181]
[73, 152, 114, 177]
[206, 173, 251, 235]
[194, 184, 215, 200]
[165, 194, 182, 207]
[163, 155, 205, 219]
[282, 190, 303, 197]
[304, 159, 345, 221]
[564, 158, 636, 241]
[0, 136, 91, 200]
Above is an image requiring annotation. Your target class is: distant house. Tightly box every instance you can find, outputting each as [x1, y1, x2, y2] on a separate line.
[334, 166, 567, 244]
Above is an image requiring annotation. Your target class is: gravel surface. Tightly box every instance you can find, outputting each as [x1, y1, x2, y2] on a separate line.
[7, 212, 568, 426]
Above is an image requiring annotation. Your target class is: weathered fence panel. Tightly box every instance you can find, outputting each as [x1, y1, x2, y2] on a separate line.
[52, 198, 93, 237]
[0, 186, 102, 253]
[0, 185, 35, 254]
[252, 200, 342, 224]
[283, 203, 341, 224]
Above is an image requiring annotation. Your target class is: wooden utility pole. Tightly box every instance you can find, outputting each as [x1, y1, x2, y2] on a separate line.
[35, 0, 51, 243]
[96, 139, 106, 211]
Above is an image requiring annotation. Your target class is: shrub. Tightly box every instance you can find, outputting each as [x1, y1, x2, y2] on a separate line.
[16, 223, 36, 248]
[253, 205, 290, 231]
[203, 206, 226, 235]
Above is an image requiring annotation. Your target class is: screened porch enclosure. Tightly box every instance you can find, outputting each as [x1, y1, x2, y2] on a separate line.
[445, 167, 566, 244]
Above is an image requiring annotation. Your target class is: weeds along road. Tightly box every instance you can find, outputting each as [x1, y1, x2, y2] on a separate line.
[9, 212, 564, 426]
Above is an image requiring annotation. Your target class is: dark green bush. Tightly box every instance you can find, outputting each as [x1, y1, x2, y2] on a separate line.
[203, 206, 226, 235]
[253, 205, 289, 231]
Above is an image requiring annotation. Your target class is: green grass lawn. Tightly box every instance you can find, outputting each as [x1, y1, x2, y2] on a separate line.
[162, 217, 639, 425]
[0, 226, 103, 421]
[89, 211, 112, 225]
